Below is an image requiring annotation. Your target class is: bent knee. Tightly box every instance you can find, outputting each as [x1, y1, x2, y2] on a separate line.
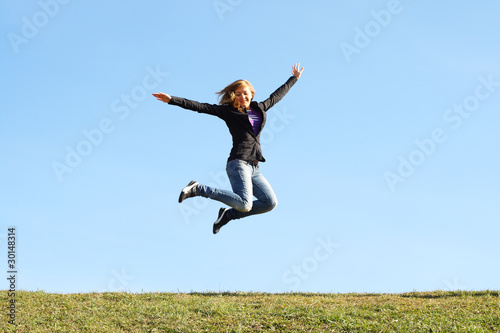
[261, 197, 277, 213]
[268, 197, 278, 211]
[239, 201, 253, 213]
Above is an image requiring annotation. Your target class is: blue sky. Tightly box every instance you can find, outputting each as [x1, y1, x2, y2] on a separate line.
[1, 0, 499, 294]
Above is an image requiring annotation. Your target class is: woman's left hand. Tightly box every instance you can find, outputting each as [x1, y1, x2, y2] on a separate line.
[292, 63, 304, 79]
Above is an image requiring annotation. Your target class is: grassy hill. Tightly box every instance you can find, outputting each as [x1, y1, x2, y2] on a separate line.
[2, 290, 499, 332]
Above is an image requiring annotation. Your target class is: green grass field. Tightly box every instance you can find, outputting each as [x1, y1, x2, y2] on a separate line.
[2, 290, 499, 332]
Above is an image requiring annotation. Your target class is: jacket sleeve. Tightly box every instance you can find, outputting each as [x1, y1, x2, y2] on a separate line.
[168, 96, 224, 118]
[257, 76, 298, 112]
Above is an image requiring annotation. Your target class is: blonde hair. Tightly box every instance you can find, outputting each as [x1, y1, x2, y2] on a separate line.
[216, 80, 255, 112]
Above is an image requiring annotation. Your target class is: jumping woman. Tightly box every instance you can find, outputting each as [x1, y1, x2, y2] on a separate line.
[153, 63, 304, 234]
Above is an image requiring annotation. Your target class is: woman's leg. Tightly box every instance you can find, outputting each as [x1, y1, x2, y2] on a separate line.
[194, 159, 254, 212]
[227, 164, 278, 220]
[179, 160, 277, 234]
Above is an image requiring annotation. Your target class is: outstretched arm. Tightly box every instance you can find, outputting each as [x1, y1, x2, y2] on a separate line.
[153, 92, 171, 103]
[153, 92, 224, 118]
[257, 63, 304, 111]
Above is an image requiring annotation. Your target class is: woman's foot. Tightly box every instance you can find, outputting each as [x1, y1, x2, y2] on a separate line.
[213, 208, 230, 234]
[178, 181, 199, 203]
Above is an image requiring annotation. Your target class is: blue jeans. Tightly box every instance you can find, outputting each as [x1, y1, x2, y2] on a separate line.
[196, 159, 278, 220]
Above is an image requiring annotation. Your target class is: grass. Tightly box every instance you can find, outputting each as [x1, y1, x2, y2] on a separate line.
[2, 290, 499, 332]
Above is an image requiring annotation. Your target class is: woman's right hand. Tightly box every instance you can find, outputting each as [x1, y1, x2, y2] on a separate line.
[153, 92, 171, 103]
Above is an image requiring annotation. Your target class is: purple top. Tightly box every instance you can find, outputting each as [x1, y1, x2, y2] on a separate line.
[247, 107, 262, 136]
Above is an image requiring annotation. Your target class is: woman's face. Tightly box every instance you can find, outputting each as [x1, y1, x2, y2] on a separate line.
[234, 85, 253, 110]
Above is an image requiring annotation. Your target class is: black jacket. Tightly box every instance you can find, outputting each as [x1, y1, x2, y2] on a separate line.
[168, 76, 298, 163]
